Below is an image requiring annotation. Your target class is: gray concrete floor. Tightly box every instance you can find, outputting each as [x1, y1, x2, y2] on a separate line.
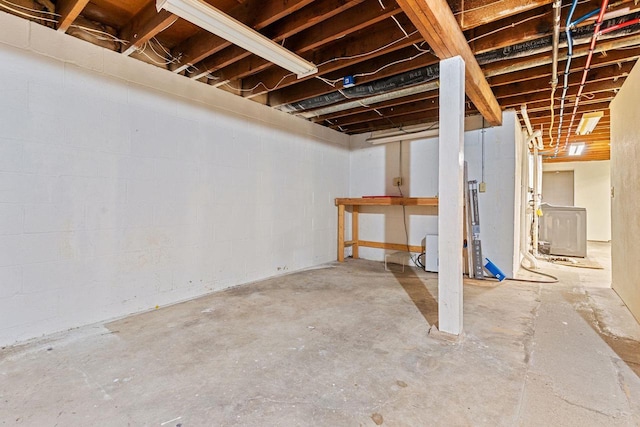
[1, 242, 639, 426]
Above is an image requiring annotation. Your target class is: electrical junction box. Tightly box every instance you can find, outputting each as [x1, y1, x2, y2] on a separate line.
[343, 75, 355, 88]
[425, 234, 439, 272]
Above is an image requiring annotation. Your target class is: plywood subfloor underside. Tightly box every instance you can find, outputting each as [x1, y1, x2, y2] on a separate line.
[1, 248, 640, 426]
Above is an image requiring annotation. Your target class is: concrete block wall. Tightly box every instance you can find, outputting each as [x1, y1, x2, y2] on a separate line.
[349, 111, 521, 278]
[0, 12, 349, 346]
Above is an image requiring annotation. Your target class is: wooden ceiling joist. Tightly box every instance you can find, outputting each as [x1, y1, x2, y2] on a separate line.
[5, 0, 635, 162]
[451, 0, 554, 30]
[397, 0, 502, 125]
[269, 47, 438, 107]
[241, 16, 421, 98]
[55, 0, 90, 33]
[120, 2, 178, 56]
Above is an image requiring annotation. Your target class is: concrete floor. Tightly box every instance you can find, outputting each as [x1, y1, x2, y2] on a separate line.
[1, 243, 639, 426]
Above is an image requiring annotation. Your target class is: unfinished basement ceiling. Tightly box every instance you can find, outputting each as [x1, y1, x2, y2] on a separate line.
[4, 0, 640, 162]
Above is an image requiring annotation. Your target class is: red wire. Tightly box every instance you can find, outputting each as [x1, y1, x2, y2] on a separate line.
[564, 0, 610, 148]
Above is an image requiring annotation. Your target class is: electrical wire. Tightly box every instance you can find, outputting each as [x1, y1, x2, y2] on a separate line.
[222, 71, 294, 93]
[352, 49, 429, 80]
[316, 30, 421, 68]
[147, 39, 180, 64]
[136, 42, 183, 66]
[315, 47, 430, 89]
[465, 269, 559, 284]
[467, 13, 547, 44]
[151, 37, 174, 59]
[214, 25, 424, 94]
[513, 265, 559, 283]
[70, 25, 129, 44]
[391, 15, 409, 37]
[0, 0, 58, 23]
[394, 142, 425, 269]
[0, 0, 58, 16]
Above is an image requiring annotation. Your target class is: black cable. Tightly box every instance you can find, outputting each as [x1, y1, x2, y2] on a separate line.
[414, 252, 426, 269]
[397, 173, 424, 268]
[464, 263, 559, 284]
[514, 265, 559, 283]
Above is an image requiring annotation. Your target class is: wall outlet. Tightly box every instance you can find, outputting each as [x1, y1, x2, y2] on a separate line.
[393, 177, 403, 187]
[479, 182, 487, 192]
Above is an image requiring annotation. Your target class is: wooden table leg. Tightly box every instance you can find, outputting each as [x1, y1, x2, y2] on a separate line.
[352, 206, 359, 259]
[338, 204, 345, 262]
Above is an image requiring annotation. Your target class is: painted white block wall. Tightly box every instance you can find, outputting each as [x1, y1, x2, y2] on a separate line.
[349, 110, 520, 278]
[0, 12, 349, 346]
[610, 61, 640, 322]
[542, 161, 611, 242]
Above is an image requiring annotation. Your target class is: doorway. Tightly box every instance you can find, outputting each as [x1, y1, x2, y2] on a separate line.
[542, 170, 574, 206]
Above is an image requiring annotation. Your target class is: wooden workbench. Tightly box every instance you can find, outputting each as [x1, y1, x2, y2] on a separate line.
[335, 197, 439, 262]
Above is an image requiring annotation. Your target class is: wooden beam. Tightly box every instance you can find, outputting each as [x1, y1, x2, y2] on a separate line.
[56, 0, 90, 32]
[396, 0, 502, 125]
[119, 2, 178, 56]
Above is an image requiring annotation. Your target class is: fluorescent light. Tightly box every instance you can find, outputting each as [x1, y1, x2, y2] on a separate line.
[576, 111, 603, 135]
[156, 0, 318, 78]
[568, 143, 585, 156]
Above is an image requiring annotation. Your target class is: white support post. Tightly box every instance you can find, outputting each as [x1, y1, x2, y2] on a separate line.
[438, 56, 465, 335]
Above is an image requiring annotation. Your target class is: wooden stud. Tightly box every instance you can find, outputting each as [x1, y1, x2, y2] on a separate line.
[352, 206, 359, 259]
[119, 3, 178, 56]
[338, 203, 345, 262]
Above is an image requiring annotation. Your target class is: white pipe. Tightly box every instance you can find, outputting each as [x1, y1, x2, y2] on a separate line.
[520, 104, 543, 150]
[520, 131, 539, 269]
[532, 146, 542, 257]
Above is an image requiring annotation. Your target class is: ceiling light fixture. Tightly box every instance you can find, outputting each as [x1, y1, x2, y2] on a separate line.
[568, 142, 585, 156]
[156, 0, 318, 78]
[576, 111, 603, 135]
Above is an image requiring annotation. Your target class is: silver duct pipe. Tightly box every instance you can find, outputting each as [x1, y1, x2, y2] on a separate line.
[548, 0, 563, 143]
[551, 0, 562, 90]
